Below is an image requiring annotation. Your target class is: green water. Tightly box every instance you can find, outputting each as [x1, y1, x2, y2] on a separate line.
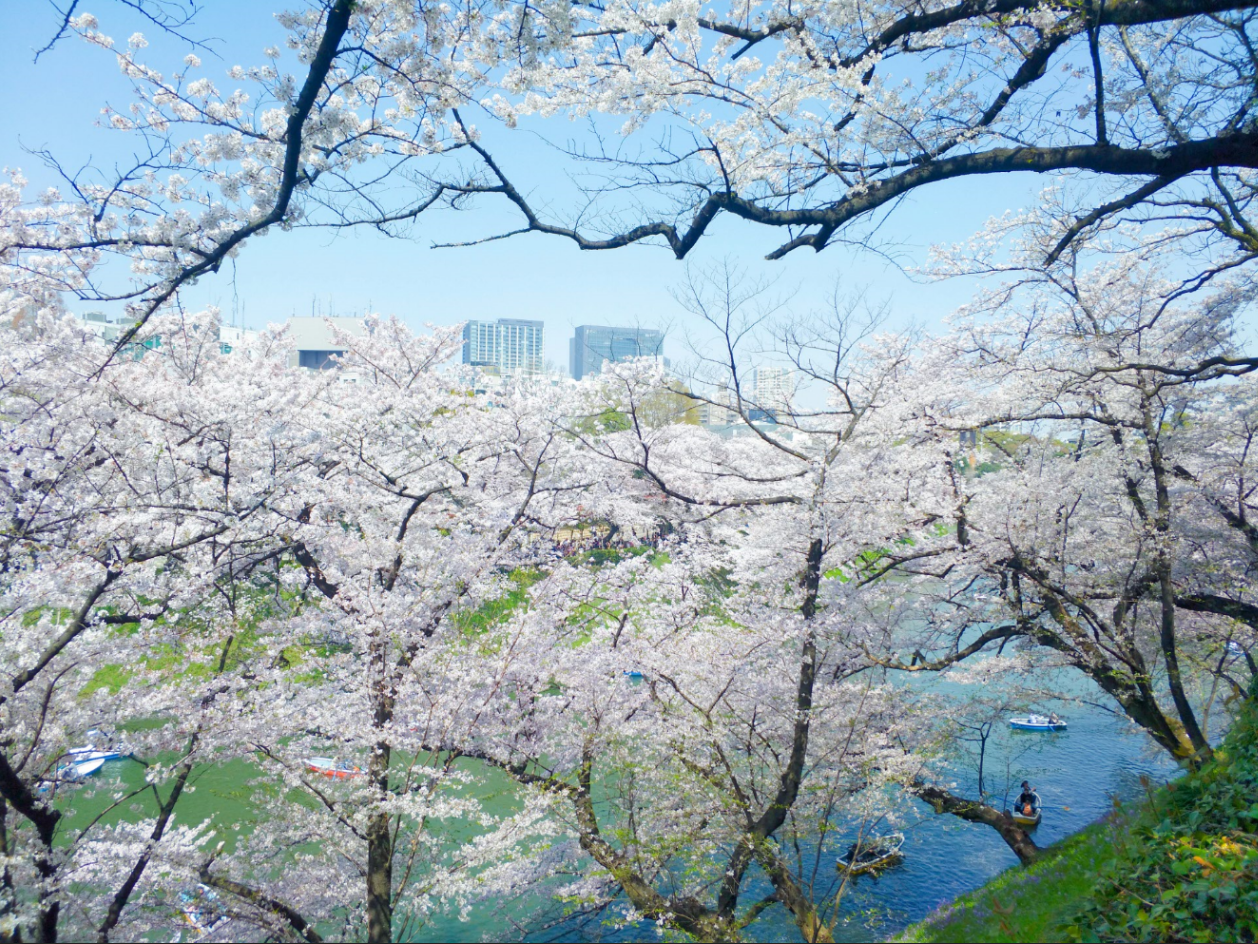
[50, 687, 1183, 944]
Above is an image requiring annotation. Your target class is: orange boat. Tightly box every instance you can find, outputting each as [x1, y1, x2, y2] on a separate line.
[305, 756, 362, 778]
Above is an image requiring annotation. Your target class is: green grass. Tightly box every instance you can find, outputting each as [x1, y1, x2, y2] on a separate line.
[893, 825, 1111, 943]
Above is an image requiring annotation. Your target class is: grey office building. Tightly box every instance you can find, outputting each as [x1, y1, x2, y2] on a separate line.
[462, 318, 545, 376]
[569, 325, 665, 380]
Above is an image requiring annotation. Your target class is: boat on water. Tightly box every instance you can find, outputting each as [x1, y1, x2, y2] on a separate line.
[60, 756, 105, 779]
[38, 756, 106, 792]
[305, 756, 362, 778]
[179, 884, 229, 938]
[838, 833, 905, 876]
[68, 730, 131, 764]
[69, 746, 127, 762]
[1011, 806, 1042, 826]
[1009, 713, 1067, 731]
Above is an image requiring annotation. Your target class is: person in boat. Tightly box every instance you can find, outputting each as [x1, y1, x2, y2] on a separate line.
[1016, 781, 1041, 817]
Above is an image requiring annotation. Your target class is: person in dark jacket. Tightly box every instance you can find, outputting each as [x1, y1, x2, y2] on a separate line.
[1016, 781, 1041, 816]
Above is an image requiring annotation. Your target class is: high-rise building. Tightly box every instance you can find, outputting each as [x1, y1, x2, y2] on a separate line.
[463, 318, 545, 376]
[569, 325, 665, 380]
[750, 366, 794, 419]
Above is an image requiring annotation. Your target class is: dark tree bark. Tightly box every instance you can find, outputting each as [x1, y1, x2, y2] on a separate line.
[911, 782, 1042, 865]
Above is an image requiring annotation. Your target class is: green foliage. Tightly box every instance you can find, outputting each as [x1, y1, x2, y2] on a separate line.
[1062, 696, 1258, 944]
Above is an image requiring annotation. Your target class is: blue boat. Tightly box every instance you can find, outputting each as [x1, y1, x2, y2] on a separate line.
[1009, 714, 1067, 731]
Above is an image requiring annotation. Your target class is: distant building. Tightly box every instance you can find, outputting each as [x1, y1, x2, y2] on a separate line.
[750, 366, 794, 420]
[218, 323, 259, 355]
[75, 311, 122, 343]
[285, 316, 367, 369]
[463, 318, 544, 376]
[70, 312, 259, 358]
[569, 325, 664, 380]
[697, 384, 740, 427]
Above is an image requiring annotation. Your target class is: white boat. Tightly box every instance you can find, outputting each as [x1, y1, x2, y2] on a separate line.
[838, 833, 905, 876]
[1009, 714, 1067, 731]
[38, 756, 106, 792]
[179, 884, 229, 937]
[68, 747, 126, 762]
[59, 756, 106, 779]
[69, 730, 130, 763]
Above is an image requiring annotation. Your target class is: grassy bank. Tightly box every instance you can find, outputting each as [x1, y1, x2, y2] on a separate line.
[892, 824, 1112, 943]
[895, 691, 1258, 944]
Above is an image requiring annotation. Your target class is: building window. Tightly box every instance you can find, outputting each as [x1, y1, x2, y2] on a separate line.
[299, 349, 343, 370]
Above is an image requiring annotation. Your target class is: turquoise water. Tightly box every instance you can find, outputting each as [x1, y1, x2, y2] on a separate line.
[412, 689, 1184, 943]
[56, 685, 1185, 943]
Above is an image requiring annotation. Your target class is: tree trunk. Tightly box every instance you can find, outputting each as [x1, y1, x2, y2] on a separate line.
[1158, 566, 1211, 761]
[1142, 398, 1211, 761]
[911, 782, 1041, 865]
[366, 741, 393, 944]
[755, 846, 835, 943]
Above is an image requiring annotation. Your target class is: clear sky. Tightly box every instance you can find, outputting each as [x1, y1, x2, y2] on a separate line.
[0, 1, 1046, 373]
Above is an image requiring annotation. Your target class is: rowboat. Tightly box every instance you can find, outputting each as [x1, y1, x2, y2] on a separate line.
[1009, 714, 1067, 731]
[1011, 806, 1042, 826]
[69, 730, 130, 763]
[305, 756, 362, 778]
[60, 756, 105, 779]
[838, 833, 905, 876]
[68, 750, 125, 765]
[179, 884, 229, 937]
[38, 756, 106, 792]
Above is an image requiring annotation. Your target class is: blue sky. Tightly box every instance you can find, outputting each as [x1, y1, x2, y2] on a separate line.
[0, 1, 1045, 372]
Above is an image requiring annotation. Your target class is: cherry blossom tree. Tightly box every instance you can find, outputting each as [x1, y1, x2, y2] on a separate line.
[0, 294, 310, 941]
[11, 0, 1258, 355]
[5, 4, 1258, 940]
[442, 0, 1258, 278]
[859, 225, 1258, 768]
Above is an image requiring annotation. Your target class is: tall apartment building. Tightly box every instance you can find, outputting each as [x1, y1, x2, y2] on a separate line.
[569, 324, 665, 380]
[463, 318, 545, 376]
[750, 366, 794, 419]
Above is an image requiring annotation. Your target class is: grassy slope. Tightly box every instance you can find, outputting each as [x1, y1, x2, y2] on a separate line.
[894, 692, 1258, 944]
[893, 824, 1113, 943]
